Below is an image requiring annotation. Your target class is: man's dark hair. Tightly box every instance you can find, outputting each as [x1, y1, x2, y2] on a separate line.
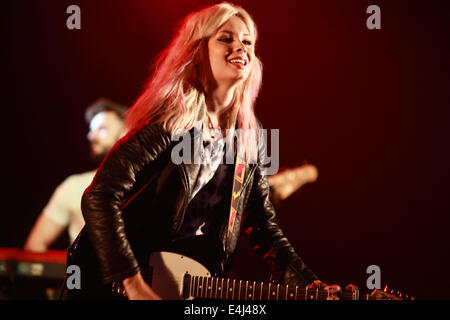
[85, 98, 128, 124]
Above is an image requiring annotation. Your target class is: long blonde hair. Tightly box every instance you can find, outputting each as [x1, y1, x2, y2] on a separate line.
[125, 2, 263, 158]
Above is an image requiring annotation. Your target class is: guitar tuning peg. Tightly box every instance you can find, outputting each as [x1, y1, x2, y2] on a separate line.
[390, 289, 394, 294]
[384, 285, 389, 292]
[397, 291, 402, 298]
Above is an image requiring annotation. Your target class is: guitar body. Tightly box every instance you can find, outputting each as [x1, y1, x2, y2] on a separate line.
[66, 231, 222, 299]
[148, 252, 211, 300]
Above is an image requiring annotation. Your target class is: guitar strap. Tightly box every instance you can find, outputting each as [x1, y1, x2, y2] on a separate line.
[226, 155, 246, 249]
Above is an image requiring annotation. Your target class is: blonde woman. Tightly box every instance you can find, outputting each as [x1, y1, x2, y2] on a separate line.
[67, 2, 338, 300]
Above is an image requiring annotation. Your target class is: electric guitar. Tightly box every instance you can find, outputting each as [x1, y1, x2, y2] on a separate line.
[111, 251, 410, 300]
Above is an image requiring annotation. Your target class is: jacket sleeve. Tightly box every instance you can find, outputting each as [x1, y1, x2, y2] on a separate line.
[243, 125, 319, 287]
[81, 123, 172, 284]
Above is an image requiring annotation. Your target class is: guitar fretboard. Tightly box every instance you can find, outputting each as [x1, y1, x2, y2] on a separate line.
[183, 275, 358, 300]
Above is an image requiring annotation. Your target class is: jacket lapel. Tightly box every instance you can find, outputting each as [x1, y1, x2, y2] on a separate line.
[178, 125, 202, 198]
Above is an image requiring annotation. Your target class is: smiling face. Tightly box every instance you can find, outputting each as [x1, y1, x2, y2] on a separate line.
[207, 15, 254, 87]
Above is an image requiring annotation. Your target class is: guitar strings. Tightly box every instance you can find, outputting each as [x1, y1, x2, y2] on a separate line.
[189, 275, 356, 300]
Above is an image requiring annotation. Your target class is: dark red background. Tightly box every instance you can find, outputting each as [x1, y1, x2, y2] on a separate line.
[2, 0, 449, 299]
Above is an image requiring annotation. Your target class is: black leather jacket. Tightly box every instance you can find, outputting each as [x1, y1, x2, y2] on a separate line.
[77, 122, 319, 289]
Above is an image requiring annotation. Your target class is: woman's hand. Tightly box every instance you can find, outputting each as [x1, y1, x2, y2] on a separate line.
[122, 272, 162, 300]
[309, 280, 341, 300]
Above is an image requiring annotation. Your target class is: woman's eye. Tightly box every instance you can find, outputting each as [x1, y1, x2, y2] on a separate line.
[218, 37, 253, 46]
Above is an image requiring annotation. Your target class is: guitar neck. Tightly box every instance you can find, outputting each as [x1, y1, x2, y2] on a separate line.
[184, 275, 359, 300]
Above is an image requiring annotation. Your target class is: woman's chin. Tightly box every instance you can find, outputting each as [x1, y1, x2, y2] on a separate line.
[231, 71, 250, 83]
[215, 71, 249, 87]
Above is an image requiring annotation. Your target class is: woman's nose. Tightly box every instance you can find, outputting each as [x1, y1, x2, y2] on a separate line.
[236, 41, 247, 53]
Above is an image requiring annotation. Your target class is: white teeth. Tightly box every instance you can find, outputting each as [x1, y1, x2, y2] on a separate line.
[229, 59, 246, 65]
